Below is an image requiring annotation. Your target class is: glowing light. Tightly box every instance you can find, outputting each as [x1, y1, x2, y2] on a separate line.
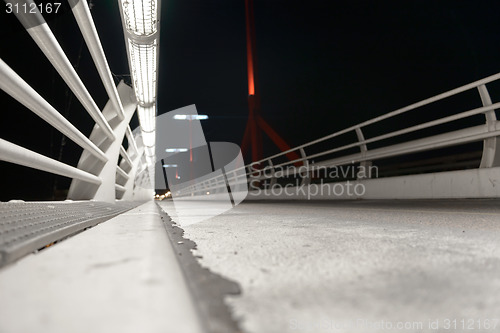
[245, 0, 255, 96]
[137, 104, 155, 132]
[128, 39, 157, 106]
[247, 65, 255, 96]
[142, 130, 155, 148]
[120, 0, 159, 183]
[173, 114, 209, 120]
[162, 164, 178, 168]
[145, 153, 154, 166]
[121, 0, 158, 36]
[145, 145, 155, 157]
[165, 148, 188, 153]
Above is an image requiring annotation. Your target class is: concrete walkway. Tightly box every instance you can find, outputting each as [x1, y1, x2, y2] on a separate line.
[0, 201, 204, 333]
[159, 199, 500, 333]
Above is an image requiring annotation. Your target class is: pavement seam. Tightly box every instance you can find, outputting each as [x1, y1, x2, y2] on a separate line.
[155, 202, 244, 333]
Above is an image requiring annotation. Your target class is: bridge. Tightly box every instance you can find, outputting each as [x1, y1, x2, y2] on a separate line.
[1, 1, 500, 333]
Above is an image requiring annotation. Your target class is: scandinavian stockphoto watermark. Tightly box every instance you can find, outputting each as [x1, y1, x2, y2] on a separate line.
[158, 105, 249, 226]
[160, 105, 379, 224]
[247, 163, 379, 199]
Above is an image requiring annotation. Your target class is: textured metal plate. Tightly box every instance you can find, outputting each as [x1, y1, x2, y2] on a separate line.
[0, 201, 141, 268]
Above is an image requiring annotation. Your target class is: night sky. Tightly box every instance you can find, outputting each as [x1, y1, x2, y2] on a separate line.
[1, 1, 500, 200]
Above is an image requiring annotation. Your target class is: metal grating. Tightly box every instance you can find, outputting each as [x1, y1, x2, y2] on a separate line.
[0, 201, 142, 268]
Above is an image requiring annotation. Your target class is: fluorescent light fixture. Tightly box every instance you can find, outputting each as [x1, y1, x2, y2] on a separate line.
[141, 130, 155, 147]
[162, 164, 178, 168]
[137, 104, 156, 132]
[145, 145, 155, 157]
[165, 148, 188, 153]
[173, 114, 209, 120]
[121, 0, 158, 36]
[128, 39, 157, 106]
[145, 155, 154, 166]
[145, 146, 155, 167]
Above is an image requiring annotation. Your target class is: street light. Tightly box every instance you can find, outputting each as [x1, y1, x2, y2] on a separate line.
[173, 114, 208, 120]
[128, 39, 157, 106]
[141, 131, 155, 149]
[137, 105, 155, 132]
[173, 114, 209, 161]
[120, 0, 158, 36]
[162, 163, 180, 179]
[137, 104, 155, 148]
[119, 0, 159, 191]
[165, 148, 188, 153]
[161, 160, 181, 182]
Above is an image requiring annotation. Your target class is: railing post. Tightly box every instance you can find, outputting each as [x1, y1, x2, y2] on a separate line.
[126, 126, 140, 158]
[267, 159, 277, 188]
[247, 162, 262, 190]
[212, 178, 219, 194]
[121, 137, 148, 201]
[68, 81, 137, 202]
[477, 84, 500, 168]
[355, 127, 372, 179]
[299, 148, 311, 186]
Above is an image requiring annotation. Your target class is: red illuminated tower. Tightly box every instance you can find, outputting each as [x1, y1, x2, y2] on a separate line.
[241, 0, 300, 164]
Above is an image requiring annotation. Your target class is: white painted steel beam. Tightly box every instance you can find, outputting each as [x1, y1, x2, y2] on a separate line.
[125, 126, 139, 156]
[315, 125, 500, 169]
[477, 84, 500, 168]
[0, 59, 107, 163]
[116, 165, 130, 180]
[0, 138, 101, 185]
[11, 0, 115, 141]
[271, 102, 500, 170]
[120, 145, 134, 167]
[68, 82, 138, 202]
[115, 183, 126, 192]
[68, 0, 125, 121]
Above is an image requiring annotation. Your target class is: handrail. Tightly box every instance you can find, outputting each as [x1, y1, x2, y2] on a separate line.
[120, 146, 134, 167]
[271, 102, 500, 170]
[115, 184, 126, 192]
[0, 139, 101, 185]
[250, 72, 500, 166]
[68, 0, 125, 121]
[174, 73, 500, 197]
[13, 6, 115, 141]
[126, 126, 139, 156]
[0, 1, 159, 202]
[116, 166, 130, 181]
[0, 59, 108, 163]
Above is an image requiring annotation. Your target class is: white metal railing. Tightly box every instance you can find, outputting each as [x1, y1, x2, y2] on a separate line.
[68, 0, 126, 121]
[21, 15, 116, 140]
[0, 138, 102, 185]
[174, 73, 500, 197]
[0, 0, 157, 202]
[0, 59, 108, 163]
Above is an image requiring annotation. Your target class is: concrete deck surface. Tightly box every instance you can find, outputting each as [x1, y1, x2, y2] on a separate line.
[159, 199, 500, 333]
[0, 201, 204, 333]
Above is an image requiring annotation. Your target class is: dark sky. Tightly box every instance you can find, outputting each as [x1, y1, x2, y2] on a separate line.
[1, 0, 500, 200]
[159, 0, 500, 150]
